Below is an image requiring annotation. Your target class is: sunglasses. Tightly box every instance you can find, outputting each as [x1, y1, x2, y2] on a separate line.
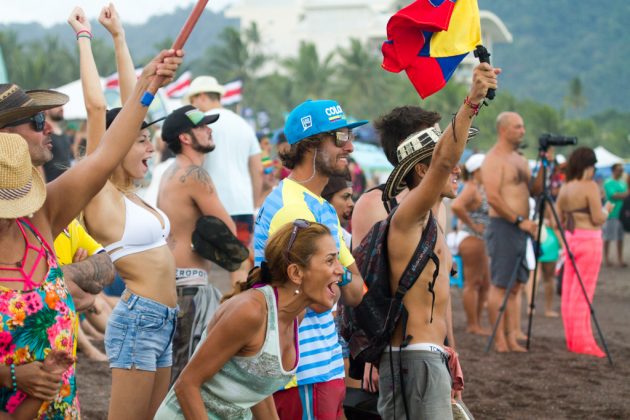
[285, 219, 312, 261]
[323, 131, 355, 148]
[3, 112, 46, 132]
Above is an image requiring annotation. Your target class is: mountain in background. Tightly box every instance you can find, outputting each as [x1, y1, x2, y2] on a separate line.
[478, 0, 630, 116]
[0, 6, 237, 64]
[2, 1, 628, 115]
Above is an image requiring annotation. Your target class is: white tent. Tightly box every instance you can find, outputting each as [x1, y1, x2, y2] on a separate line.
[54, 79, 175, 121]
[594, 146, 624, 168]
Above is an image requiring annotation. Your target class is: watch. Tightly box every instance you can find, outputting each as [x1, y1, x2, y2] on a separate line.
[514, 215, 524, 226]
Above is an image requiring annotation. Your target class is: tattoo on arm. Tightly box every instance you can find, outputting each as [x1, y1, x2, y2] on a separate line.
[61, 253, 115, 294]
[179, 165, 215, 193]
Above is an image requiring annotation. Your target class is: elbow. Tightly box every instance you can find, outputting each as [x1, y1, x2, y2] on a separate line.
[86, 102, 107, 116]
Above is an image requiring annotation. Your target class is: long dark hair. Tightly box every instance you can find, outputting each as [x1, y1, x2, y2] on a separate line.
[566, 147, 597, 181]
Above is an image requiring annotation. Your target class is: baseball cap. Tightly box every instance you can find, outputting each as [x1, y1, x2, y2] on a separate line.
[105, 107, 165, 130]
[284, 99, 368, 145]
[161, 105, 220, 145]
[464, 153, 485, 173]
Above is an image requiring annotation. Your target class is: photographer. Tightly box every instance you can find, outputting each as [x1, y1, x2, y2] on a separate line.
[481, 112, 543, 353]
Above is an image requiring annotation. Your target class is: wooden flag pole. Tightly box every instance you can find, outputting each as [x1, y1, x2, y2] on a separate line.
[141, 0, 210, 106]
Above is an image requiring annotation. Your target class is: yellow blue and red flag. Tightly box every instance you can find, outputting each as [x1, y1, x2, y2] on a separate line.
[382, 0, 481, 98]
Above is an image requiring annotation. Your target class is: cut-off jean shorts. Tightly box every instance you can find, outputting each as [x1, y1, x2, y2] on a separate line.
[105, 289, 178, 371]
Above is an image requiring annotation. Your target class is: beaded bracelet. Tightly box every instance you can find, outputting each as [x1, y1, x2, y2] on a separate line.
[464, 96, 481, 116]
[10, 363, 17, 391]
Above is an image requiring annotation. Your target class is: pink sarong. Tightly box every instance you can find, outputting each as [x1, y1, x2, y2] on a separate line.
[561, 228, 605, 357]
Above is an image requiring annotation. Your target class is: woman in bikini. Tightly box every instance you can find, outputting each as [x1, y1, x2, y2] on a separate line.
[451, 153, 491, 335]
[0, 37, 181, 420]
[70, 5, 180, 418]
[556, 147, 612, 357]
[155, 220, 343, 419]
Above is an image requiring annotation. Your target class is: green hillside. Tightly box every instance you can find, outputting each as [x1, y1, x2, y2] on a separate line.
[479, 0, 630, 115]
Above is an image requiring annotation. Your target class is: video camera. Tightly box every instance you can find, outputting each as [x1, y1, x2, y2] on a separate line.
[538, 133, 577, 151]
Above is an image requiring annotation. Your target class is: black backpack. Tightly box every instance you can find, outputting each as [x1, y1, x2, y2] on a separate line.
[620, 195, 630, 232]
[340, 206, 439, 365]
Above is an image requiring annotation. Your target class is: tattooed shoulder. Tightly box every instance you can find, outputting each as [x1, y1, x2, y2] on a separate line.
[179, 165, 214, 191]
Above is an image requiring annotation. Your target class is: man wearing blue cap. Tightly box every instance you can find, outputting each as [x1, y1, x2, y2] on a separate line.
[253, 99, 367, 419]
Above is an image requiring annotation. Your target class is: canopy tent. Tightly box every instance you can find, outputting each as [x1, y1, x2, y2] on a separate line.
[55, 79, 174, 121]
[351, 141, 393, 183]
[594, 146, 625, 168]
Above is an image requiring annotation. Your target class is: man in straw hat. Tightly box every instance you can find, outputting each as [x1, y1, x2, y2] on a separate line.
[185, 76, 262, 285]
[377, 62, 499, 419]
[0, 48, 183, 417]
[254, 98, 368, 419]
[0, 83, 115, 298]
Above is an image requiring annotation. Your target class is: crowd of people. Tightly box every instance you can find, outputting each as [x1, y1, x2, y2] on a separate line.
[0, 3, 628, 420]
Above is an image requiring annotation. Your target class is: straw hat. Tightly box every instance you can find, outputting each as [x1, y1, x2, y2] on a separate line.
[182, 76, 226, 104]
[0, 84, 68, 129]
[382, 126, 479, 201]
[0, 133, 47, 218]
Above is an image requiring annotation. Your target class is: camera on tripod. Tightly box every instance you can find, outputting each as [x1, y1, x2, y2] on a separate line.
[538, 133, 578, 151]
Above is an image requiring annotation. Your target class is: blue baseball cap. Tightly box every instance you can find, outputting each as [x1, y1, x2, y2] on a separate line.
[284, 99, 368, 145]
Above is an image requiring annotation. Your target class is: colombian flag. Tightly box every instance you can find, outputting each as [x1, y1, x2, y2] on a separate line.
[382, 0, 481, 98]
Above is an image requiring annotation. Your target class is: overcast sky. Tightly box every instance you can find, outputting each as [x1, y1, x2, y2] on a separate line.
[0, 0, 235, 27]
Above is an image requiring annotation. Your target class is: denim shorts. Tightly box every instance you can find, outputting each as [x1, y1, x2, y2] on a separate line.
[105, 290, 178, 371]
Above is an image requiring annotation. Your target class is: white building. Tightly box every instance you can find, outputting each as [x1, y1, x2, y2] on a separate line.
[226, 0, 512, 80]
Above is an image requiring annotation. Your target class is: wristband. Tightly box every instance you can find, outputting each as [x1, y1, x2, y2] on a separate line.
[338, 268, 352, 287]
[77, 34, 92, 41]
[76, 29, 93, 40]
[464, 96, 481, 116]
[140, 92, 155, 107]
[10, 363, 17, 391]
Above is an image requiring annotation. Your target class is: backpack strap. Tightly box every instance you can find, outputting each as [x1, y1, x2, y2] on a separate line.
[394, 213, 439, 300]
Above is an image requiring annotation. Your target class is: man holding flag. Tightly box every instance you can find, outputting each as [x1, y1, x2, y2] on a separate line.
[374, 1, 495, 418]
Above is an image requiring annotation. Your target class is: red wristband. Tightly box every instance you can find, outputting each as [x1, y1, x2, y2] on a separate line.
[76, 29, 93, 39]
[464, 96, 481, 116]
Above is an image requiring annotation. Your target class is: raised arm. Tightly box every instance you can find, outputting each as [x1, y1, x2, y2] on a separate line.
[100, 3, 136, 103]
[68, 7, 106, 157]
[45, 49, 183, 236]
[393, 63, 499, 231]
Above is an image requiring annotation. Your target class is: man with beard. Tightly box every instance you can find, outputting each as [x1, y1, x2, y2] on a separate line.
[157, 105, 235, 384]
[253, 99, 367, 419]
[43, 105, 74, 181]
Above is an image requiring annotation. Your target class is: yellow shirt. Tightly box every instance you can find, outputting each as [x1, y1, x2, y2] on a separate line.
[53, 219, 104, 266]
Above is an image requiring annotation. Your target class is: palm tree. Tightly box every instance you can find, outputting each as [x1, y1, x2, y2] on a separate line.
[563, 76, 587, 116]
[333, 38, 390, 119]
[282, 41, 336, 105]
[195, 23, 267, 85]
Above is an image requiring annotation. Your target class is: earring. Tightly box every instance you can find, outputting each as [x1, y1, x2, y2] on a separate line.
[294, 289, 300, 295]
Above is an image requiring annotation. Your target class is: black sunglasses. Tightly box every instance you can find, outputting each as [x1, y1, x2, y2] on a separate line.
[285, 219, 311, 261]
[322, 131, 355, 148]
[3, 112, 46, 132]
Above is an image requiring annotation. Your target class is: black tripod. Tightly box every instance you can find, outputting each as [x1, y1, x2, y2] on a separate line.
[485, 147, 613, 365]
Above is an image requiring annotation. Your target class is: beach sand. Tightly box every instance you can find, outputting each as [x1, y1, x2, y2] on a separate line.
[75, 239, 630, 419]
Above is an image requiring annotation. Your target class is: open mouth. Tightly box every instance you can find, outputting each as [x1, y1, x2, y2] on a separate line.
[327, 280, 338, 297]
[141, 159, 149, 170]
